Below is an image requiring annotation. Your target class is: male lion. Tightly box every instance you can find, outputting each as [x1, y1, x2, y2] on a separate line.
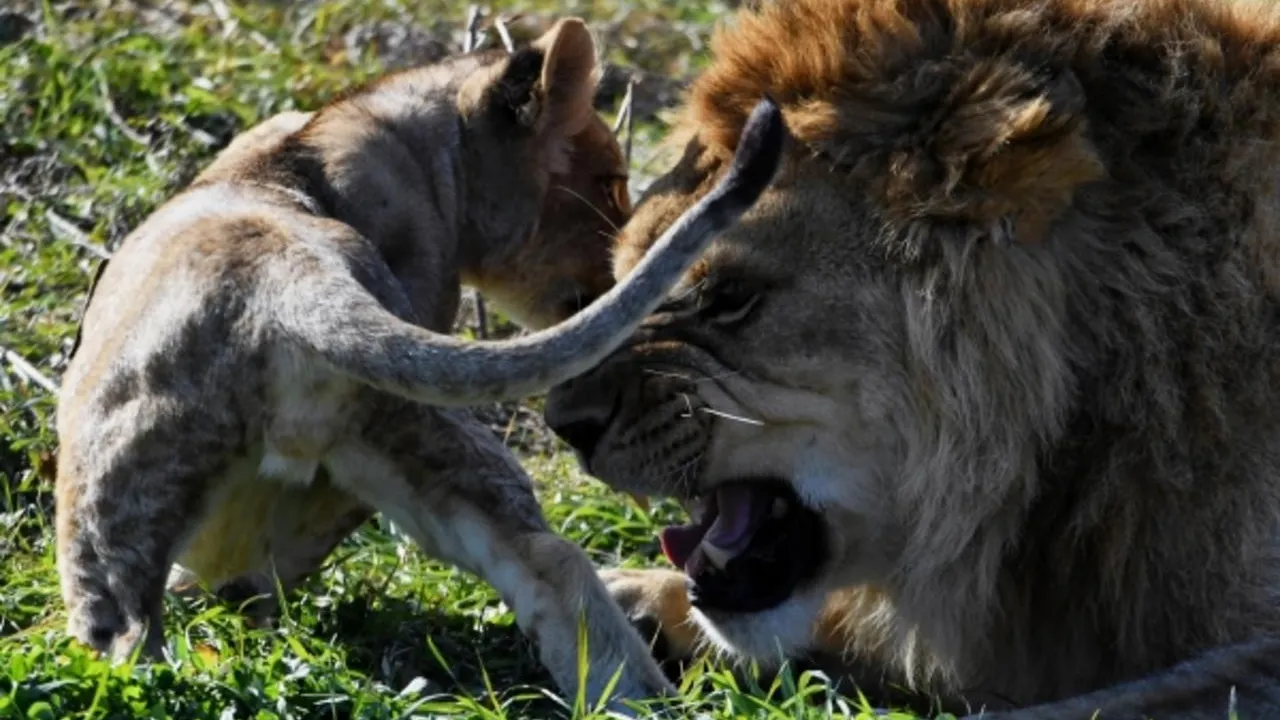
[54, 14, 784, 708]
[545, 0, 1280, 716]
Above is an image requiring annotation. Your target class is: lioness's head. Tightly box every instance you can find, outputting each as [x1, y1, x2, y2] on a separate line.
[546, 0, 1111, 662]
[454, 18, 630, 329]
[480, 109, 631, 330]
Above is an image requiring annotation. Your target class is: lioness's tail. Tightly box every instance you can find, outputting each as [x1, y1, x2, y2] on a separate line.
[969, 636, 1280, 719]
[276, 96, 785, 407]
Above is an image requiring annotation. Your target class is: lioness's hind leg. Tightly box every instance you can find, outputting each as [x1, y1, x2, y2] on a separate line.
[326, 404, 673, 709]
[56, 431, 223, 662]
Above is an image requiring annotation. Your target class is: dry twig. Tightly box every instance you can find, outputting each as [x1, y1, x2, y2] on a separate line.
[93, 64, 150, 147]
[493, 14, 516, 52]
[45, 210, 111, 260]
[206, 0, 276, 52]
[1, 346, 60, 394]
[463, 5, 483, 53]
[613, 77, 637, 167]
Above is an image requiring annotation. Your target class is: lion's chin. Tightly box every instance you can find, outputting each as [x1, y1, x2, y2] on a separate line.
[690, 590, 828, 666]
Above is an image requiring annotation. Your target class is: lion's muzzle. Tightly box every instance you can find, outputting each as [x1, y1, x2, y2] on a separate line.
[544, 366, 621, 474]
[660, 480, 827, 613]
[548, 325, 835, 612]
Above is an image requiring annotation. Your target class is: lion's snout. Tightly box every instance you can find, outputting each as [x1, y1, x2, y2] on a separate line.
[545, 369, 621, 467]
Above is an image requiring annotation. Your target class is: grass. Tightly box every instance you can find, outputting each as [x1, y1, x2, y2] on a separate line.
[0, 1, 932, 717]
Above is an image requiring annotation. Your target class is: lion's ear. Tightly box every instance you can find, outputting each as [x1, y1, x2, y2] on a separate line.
[884, 61, 1104, 246]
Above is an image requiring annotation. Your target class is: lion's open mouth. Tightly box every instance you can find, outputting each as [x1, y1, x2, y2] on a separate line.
[657, 480, 826, 613]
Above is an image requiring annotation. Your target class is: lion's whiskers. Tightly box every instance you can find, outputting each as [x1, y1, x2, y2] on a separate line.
[643, 368, 743, 383]
[698, 407, 765, 426]
[552, 183, 620, 233]
[662, 451, 704, 484]
[675, 390, 766, 427]
[647, 368, 691, 382]
[650, 363, 761, 427]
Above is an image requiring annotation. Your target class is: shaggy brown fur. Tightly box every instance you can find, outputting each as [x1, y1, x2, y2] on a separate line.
[54, 16, 784, 709]
[546, 0, 1280, 716]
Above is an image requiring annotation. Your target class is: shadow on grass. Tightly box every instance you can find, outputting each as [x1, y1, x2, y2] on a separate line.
[280, 586, 986, 718]
[311, 593, 578, 717]
[324, 594, 547, 688]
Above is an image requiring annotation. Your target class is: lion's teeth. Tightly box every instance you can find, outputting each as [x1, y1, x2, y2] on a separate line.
[686, 496, 709, 524]
[771, 497, 788, 519]
[700, 539, 735, 570]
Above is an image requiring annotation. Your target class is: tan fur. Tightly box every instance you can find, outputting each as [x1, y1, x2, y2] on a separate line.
[54, 17, 782, 708]
[168, 106, 633, 602]
[598, 568, 702, 660]
[546, 0, 1280, 716]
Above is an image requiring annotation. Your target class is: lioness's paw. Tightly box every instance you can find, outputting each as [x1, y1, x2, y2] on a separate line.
[601, 568, 704, 678]
[211, 574, 282, 628]
[165, 566, 280, 628]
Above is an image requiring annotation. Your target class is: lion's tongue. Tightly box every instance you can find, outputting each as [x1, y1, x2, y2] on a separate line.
[659, 486, 771, 572]
[658, 524, 704, 570]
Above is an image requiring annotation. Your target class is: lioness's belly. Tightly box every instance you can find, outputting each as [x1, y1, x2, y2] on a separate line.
[173, 451, 368, 591]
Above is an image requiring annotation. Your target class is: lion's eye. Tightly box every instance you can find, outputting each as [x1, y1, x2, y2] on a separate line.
[701, 279, 762, 327]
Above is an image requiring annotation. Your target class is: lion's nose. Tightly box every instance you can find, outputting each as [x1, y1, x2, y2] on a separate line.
[551, 417, 607, 460]
[545, 378, 619, 462]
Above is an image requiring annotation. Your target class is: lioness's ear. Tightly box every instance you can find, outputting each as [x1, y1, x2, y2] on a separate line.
[529, 18, 598, 138]
[457, 18, 597, 140]
[884, 61, 1105, 246]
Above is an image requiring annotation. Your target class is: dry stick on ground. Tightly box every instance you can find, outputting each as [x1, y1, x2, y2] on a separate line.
[0, 185, 32, 248]
[45, 210, 112, 260]
[463, 5, 482, 53]
[493, 13, 519, 53]
[206, 0, 237, 39]
[462, 5, 491, 339]
[613, 77, 636, 167]
[206, 0, 277, 52]
[93, 63, 150, 147]
[1, 345, 60, 395]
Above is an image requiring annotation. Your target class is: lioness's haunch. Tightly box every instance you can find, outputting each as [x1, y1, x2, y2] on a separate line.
[545, 0, 1280, 717]
[54, 14, 784, 710]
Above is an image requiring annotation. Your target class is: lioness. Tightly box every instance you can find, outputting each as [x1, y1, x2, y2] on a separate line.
[545, 0, 1280, 716]
[54, 14, 784, 708]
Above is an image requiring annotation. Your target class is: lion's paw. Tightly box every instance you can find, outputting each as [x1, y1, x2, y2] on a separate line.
[600, 567, 705, 679]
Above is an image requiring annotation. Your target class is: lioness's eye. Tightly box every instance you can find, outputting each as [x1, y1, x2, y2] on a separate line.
[558, 292, 591, 319]
[601, 176, 630, 215]
[701, 279, 762, 327]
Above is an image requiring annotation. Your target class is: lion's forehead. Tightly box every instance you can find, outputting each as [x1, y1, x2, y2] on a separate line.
[614, 190, 704, 280]
[614, 139, 740, 282]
